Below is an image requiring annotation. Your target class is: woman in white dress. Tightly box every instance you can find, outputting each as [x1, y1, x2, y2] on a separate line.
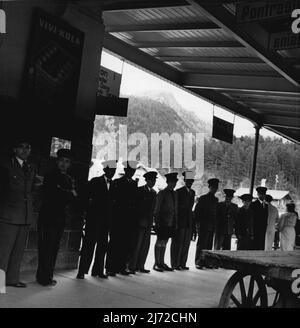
[278, 203, 298, 251]
[264, 195, 279, 251]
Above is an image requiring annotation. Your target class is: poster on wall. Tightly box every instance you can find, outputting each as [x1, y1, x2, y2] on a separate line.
[24, 8, 84, 118]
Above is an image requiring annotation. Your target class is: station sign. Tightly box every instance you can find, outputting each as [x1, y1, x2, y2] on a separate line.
[236, 0, 300, 23]
[269, 30, 300, 50]
[98, 66, 122, 98]
[212, 116, 234, 144]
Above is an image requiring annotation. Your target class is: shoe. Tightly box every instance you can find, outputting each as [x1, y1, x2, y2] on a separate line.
[37, 280, 57, 286]
[196, 265, 204, 270]
[98, 273, 108, 279]
[181, 266, 190, 270]
[153, 264, 164, 272]
[91, 272, 98, 277]
[119, 270, 131, 276]
[128, 270, 136, 275]
[76, 273, 85, 279]
[162, 264, 174, 271]
[6, 282, 27, 288]
[139, 269, 150, 273]
[106, 271, 117, 277]
[173, 266, 181, 270]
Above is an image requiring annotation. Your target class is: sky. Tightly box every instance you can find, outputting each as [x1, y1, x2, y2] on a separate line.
[100, 50, 283, 140]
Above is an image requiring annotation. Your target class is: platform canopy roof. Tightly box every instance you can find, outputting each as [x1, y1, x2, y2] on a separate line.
[78, 0, 300, 143]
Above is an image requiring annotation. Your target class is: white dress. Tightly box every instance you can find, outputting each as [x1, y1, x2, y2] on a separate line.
[264, 204, 279, 251]
[278, 212, 297, 251]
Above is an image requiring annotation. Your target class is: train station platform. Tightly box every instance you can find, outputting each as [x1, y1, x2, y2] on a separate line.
[0, 237, 279, 308]
[0, 238, 235, 308]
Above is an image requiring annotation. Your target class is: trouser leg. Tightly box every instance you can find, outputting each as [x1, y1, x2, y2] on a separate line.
[92, 229, 109, 275]
[154, 238, 161, 266]
[214, 233, 224, 250]
[6, 225, 29, 284]
[78, 224, 98, 274]
[0, 223, 18, 276]
[171, 229, 184, 268]
[37, 223, 63, 284]
[180, 228, 192, 267]
[195, 230, 214, 266]
[129, 228, 145, 271]
[160, 239, 168, 265]
[137, 228, 151, 270]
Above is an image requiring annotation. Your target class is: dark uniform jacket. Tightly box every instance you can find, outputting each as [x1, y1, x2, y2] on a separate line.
[39, 168, 75, 226]
[194, 192, 218, 232]
[0, 157, 36, 225]
[154, 187, 178, 228]
[236, 206, 254, 239]
[176, 186, 195, 229]
[83, 175, 113, 230]
[136, 185, 156, 228]
[216, 202, 238, 235]
[110, 176, 138, 229]
[250, 200, 268, 238]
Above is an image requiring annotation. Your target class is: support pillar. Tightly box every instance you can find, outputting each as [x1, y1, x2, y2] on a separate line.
[249, 124, 261, 195]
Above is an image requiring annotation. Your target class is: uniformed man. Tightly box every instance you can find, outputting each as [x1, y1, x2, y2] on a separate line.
[105, 160, 139, 276]
[128, 171, 157, 273]
[153, 172, 178, 272]
[171, 171, 195, 270]
[251, 186, 269, 250]
[215, 189, 238, 250]
[36, 148, 77, 286]
[194, 178, 219, 269]
[76, 160, 117, 280]
[236, 194, 254, 250]
[0, 139, 37, 288]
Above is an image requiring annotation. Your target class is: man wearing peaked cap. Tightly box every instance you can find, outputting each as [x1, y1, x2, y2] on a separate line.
[77, 159, 117, 280]
[102, 160, 117, 169]
[215, 189, 238, 250]
[128, 171, 157, 273]
[37, 148, 77, 286]
[239, 194, 253, 202]
[56, 148, 75, 160]
[105, 159, 139, 276]
[122, 160, 139, 170]
[153, 172, 178, 272]
[250, 186, 269, 250]
[208, 178, 219, 186]
[194, 177, 219, 269]
[171, 171, 195, 270]
[0, 139, 36, 288]
[165, 172, 178, 181]
[143, 171, 158, 181]
[236, 193, 254, 250]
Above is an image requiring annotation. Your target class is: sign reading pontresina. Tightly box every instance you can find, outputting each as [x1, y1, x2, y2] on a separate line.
[269, 30, 300, 50]
[237, 0, 300, 23]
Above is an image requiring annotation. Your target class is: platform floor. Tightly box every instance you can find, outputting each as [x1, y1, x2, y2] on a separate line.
[0, 237, 276, 308]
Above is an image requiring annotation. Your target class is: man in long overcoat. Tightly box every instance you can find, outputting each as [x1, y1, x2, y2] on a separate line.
[77, 160, 116, 279]
[0, 139, 36, 288]
[250, 186, 269, 250]
[171, 171, 195, 270]
[194, 178, 219, 269]
[128, 171, 157, 273]
[215, 189, 238, 250]
[105, 160, 139, 276]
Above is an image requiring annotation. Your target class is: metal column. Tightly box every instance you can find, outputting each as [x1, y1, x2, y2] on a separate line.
[249, 124, 261, 195]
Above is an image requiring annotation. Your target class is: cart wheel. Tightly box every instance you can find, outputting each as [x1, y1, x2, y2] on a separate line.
[219, 271, 268, 308]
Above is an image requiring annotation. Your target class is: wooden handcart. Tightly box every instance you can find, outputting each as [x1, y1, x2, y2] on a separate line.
[202, 250, 300, 308]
